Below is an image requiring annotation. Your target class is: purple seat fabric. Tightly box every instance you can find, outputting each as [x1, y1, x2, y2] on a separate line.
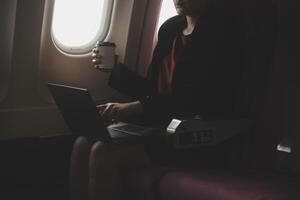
[159, 170, 300, 200]
[122, 167, 169, 200]
[122, 168, 300, 200]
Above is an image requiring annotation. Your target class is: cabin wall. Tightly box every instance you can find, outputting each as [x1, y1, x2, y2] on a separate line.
[0, 0, 68, 140]
[0, 0, 139, 140]
[0, 0, 17, 103]
[38, 0, 136, 104]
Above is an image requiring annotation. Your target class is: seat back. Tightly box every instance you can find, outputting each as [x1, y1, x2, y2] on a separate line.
[238, 0, 280, 169]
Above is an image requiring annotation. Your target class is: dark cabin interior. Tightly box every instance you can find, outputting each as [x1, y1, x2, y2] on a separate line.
[0, 0, 300, 200]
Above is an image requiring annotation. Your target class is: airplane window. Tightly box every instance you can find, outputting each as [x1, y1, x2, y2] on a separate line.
[157, 0, 177, 32]
[51, 0, 114, 54]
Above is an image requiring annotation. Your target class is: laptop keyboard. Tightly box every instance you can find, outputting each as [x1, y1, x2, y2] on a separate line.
[109, 123, 156, 137]
[109, 130, 132, 138]
[115, 124, 148, 133]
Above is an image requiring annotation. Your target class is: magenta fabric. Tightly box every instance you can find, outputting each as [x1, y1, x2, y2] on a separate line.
[159, 170, 300, 200]
[122, 167, 169, 200]
[122, 168, 300, 200]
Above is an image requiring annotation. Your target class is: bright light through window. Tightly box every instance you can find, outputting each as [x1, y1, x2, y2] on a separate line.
[52, 0, 113, 53]
[157, 0, 177, 31]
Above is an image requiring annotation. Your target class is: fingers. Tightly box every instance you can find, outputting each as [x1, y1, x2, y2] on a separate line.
[98, 103, 111, 116]
[91, 48, 103, 69]
[92, 47, 99, 53]
[91, 53, 101, 59]
[101, 103, 113, 120]
[96, 104, 106, 111]
[91, 52, 102, 59]
[99, 103, 120, 123]
[110, 108, 120, 122]
[97, 102, 137, 123]
[91, 56, 103, 64]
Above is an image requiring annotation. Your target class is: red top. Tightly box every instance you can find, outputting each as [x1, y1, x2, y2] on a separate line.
[157, 34, 187, 95]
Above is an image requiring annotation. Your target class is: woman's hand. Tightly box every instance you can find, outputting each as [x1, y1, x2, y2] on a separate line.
[97, 101, 143, 123]
[91, 46, 103, 70]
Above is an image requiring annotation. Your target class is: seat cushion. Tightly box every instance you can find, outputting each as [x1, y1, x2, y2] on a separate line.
[159, 170, 300, 200]
[122, 167, 169, 200]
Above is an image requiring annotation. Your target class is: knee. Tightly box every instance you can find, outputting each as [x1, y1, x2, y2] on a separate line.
[74, 136, 90, 150]
[74, 136, 89, 147]
[89, 142, 119, 168]
[89, 141, 106, 160]
[71, 136, 91, 160]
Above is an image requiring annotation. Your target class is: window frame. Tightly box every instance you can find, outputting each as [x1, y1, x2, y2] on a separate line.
[51, 0, 114, 55]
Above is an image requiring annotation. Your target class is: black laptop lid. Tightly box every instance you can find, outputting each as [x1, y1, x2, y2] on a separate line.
[47, 83, 112, 142]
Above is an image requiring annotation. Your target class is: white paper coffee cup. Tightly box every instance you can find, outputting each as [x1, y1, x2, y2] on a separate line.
[95, 41, 116, 69]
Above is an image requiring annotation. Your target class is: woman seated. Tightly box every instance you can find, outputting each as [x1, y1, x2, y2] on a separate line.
[70, 0, 246, 200]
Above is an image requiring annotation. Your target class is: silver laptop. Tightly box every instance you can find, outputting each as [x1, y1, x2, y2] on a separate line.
[47, 83, 160, 143]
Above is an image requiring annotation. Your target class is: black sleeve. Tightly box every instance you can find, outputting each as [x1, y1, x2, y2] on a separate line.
[139, 17, 184, 123]
[108, 63, 147, 98]
[108, 16, 183, 99]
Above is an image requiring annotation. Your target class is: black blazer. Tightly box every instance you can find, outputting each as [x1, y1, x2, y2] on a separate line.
[140, 14, 246, 124]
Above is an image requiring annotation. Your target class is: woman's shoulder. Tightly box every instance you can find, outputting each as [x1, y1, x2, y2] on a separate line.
[160, 15, 185, 28]
[158, 15, 186, 37]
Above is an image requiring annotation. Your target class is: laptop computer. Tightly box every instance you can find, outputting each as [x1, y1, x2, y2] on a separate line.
[47, 83, 160, 143]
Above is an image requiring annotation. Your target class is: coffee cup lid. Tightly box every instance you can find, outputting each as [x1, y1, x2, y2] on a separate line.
[96, 41, 116, 47]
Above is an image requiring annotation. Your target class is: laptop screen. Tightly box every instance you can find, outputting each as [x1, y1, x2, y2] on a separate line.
[47, 83, 112, 142]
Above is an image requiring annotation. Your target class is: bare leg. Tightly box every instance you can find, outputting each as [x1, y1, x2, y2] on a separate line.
[70, 136, 91, 200]
[89, 142, 151, 200]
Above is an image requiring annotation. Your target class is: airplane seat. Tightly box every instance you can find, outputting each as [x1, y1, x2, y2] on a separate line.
[158, 170, 300, 200]
[119, 1, 300, 199]
[69, 1, 300, 199]
[237, 0, 280, 169]
[122, 167, 169, 200]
